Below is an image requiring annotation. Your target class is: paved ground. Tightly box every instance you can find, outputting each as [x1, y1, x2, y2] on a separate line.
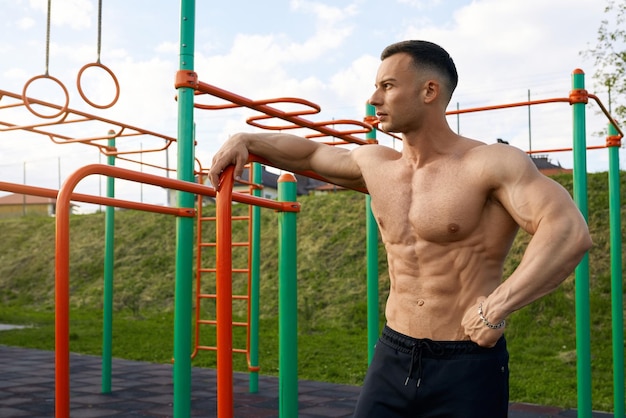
[0, 345, 615, 417]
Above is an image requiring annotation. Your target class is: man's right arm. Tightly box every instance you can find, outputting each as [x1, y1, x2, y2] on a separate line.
[208, 132, 365, 190]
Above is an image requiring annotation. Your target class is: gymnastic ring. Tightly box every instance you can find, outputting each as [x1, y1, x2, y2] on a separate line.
[21, 74, 70, 119]
[76, 62, 120, 109]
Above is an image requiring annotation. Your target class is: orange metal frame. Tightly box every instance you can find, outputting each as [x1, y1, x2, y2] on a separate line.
[51, 164, 299, 417]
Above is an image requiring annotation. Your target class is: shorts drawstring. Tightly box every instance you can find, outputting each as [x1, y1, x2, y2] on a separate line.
[404, 339, 444, 388]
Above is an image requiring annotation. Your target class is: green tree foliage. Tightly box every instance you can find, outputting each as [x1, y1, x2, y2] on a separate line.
[582, 0, 626, 120]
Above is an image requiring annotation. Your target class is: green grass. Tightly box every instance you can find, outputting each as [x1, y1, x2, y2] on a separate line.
[0, 171, 624, 412]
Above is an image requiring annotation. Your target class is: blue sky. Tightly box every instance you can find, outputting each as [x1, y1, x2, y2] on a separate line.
[0, 0, 619, 211]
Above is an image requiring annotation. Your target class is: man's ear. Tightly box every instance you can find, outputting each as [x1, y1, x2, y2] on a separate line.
[423, 80, 440, 104]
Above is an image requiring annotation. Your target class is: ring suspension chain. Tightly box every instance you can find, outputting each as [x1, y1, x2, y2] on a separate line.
[96, 0, 102, 63]
[45, 0, 52, 75]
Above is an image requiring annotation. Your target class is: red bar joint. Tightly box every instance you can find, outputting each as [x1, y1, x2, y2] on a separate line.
[175, 70, 198, 89]
[569, 88, 588, 105]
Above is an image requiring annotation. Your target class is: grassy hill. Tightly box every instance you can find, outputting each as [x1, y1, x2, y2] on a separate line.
[0, 171, 624, 412]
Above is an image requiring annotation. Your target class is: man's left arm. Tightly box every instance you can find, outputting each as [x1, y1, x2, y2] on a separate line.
[462, 145, 592, 347]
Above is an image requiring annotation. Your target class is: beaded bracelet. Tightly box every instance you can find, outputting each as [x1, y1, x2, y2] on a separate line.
[478, 303, 506, 329]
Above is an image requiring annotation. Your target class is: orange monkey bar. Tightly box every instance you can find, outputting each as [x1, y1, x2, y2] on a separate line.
[0, 88, 177, 164]
[175, 70, 377, 145]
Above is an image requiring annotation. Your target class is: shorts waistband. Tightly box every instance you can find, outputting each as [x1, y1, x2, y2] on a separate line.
[381, 324, 504, 357]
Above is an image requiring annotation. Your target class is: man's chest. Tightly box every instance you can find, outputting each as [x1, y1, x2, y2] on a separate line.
[366, 167, 488, 244]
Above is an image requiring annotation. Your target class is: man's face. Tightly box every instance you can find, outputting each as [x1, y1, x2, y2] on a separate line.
[368, 53, 427, 134]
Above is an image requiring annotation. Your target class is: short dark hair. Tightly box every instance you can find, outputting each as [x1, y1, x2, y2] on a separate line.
[381, 40, 458, 101]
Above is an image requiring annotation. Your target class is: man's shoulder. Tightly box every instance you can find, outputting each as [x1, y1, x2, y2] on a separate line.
[466, 141, 533, 166]
[352, 143, 401, 160]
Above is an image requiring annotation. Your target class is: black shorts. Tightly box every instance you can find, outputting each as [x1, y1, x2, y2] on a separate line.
[353, 325, 509, 418]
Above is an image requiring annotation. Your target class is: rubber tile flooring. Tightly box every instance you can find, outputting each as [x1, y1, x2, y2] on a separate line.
[0, 345, 615, 417]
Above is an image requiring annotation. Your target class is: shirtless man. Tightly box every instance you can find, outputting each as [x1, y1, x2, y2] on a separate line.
[208, 40, 592, 417]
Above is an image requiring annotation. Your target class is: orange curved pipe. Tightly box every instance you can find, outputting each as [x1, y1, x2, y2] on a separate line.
[53, 164, 299, 417]
[186, 76, 372, 146]
[588, 93, 624, 140]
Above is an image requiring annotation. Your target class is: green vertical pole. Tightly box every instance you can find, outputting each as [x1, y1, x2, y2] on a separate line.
[174, 1, 195, 417]
[249, 163, 262, 393]
[365, 103, 379, 364]
[278, 173, 298, 418]
[607, 123, 624, 418]
[101, 131, 116, 394]
[571, 69, 592, 418]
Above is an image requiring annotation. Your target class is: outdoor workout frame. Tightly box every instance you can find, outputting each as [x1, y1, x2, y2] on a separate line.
[0, 1, 623, 417]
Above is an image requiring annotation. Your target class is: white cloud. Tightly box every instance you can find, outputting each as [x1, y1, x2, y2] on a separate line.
[397, 0, 442, 10]
[17, 17, 36, 30]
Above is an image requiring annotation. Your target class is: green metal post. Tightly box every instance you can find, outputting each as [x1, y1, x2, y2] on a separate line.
[571, 69, 592, 417]
[607, 123, 624, 417]
[101, 131, 116, 394]
[249, 163, 262, 393]
[278, 173, 298, 418]
[365, 103, 379, 364]
[174, 1, 195, 417]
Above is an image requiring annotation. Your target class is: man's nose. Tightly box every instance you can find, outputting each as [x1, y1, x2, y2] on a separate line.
[368, 91, 380, 106]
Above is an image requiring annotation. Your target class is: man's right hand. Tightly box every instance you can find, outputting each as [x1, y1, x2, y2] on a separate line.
[208, 133, 250, 190]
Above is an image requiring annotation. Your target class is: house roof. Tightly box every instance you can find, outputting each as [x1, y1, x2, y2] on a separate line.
[238, 166, 331, 196]
[0, 193, 56, 205]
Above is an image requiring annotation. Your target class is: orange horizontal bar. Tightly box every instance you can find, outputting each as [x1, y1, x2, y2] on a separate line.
[0, 181, 194, 217]
[446, 97, 571, 116]
[527, 144, 607, 155]
[195, 346, 250, 355]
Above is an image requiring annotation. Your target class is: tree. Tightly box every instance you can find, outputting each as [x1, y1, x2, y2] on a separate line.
[582, 0, 626, 122]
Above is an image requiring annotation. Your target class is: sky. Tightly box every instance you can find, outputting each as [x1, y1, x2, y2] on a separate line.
[0, 0, 620, 212]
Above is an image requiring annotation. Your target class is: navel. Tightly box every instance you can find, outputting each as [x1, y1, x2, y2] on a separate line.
[448, 223, 460, 233]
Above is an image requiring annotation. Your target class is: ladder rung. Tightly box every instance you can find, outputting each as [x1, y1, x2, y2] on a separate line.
[198, 294, 248, 300]
[197, 345, 217, 351]
[196, 345, 248, 354]
[197, 319, 249, 327]
[199, 216, 217, 221]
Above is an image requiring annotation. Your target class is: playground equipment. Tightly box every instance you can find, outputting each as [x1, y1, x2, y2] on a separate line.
[0, 1, 624, 417]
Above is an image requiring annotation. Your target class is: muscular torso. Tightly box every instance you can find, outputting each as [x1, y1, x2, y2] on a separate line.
[354, 143, 519, 340]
